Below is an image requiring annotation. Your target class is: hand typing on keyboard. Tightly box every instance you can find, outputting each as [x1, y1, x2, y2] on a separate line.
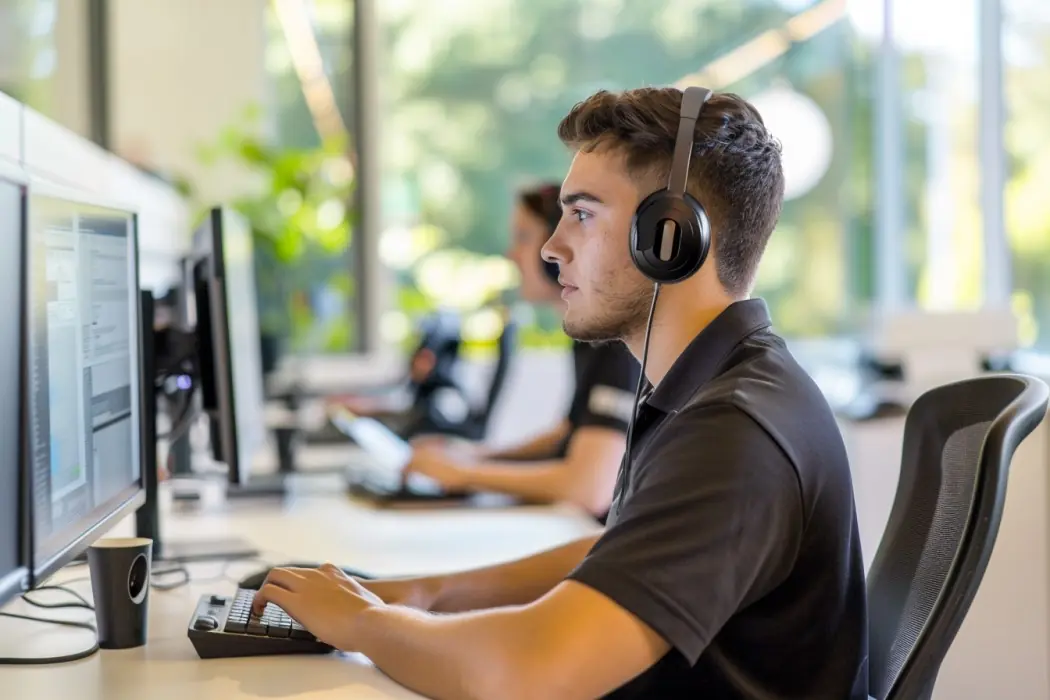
[252, 563, 385, 652]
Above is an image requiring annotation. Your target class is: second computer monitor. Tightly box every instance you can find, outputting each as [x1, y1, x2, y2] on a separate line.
[191, 207, 265, 485]
[24, 185, 144, 585]
[0, 170, 27, 606]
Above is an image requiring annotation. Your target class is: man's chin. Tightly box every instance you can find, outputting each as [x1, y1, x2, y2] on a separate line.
[562, 319, 621, 344]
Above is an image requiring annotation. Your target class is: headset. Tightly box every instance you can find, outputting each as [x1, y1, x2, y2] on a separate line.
[616, 86, 714, 511]
[629, 86, 712, 283]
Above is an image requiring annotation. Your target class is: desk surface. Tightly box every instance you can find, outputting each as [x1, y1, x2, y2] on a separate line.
[3, 474, 600, 700]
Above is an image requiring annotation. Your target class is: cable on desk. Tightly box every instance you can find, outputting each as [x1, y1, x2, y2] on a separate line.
[148, 554, 277, 591]
[21, 585, 93, 611]
[150, 562, 191, 591]
[0, 612, 99, 665]
[157, 400, 200, 443]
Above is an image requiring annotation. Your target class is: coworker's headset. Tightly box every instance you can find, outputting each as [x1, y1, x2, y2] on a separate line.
[541, 86, 712, 286]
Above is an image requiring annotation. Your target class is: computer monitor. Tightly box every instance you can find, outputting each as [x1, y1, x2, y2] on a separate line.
[23, 185, 144, 585]
[189, 207, 265, 486]
[0, 170, 27, 606]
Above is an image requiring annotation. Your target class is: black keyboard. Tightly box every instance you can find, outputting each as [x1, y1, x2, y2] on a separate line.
[187, 588, 333, 659]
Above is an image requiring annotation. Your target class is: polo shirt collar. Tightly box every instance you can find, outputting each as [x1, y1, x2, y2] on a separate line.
[646, 298, 772, 413]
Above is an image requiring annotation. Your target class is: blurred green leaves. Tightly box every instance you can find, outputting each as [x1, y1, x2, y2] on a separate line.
[197, 104, 356, 343]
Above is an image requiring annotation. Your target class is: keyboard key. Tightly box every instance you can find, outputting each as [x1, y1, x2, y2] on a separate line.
[290, 627, 314, 640]
[246, 619, 267, 635]
[224, 618, 247, 634]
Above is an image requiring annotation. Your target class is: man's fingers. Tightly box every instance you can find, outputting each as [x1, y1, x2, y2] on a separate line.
[262, 567, 308, 593]
[319, 562, 347, 578]
[253, 582, 294, 615]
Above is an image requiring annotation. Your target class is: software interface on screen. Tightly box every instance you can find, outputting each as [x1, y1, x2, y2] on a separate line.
[0, 178, 24, 586]
[222, 212, 266, 473]
[27, 195, 141, 568]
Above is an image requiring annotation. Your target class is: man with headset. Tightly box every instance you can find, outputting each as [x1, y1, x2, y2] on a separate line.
[405, 182, 641, 517]
[253, 86, 869, 699]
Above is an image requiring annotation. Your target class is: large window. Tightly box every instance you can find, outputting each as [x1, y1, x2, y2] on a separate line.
[262, 0, 358, 353]
[891, 0, 983, 309]
[262, 0, 1050, 360]
[376, 0, 871, 347]
[1004, 0, 1050, 352]
[0, 0, 58, 117]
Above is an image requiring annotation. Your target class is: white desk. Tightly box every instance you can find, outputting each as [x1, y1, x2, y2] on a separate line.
[2, 474, 601, 700]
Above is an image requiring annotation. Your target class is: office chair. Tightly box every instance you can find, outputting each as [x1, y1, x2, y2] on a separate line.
[456, 317, 518, 441]
[866, 373, 1049, 700]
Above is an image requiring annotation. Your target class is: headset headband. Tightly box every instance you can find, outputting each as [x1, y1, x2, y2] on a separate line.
[668, 87, 711, 196]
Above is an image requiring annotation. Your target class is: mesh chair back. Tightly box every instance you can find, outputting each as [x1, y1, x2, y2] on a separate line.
[867, 374, 1048, 699]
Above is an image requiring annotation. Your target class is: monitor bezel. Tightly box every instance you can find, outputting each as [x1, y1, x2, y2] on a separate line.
[189, 206, 263, 486]
[23, 177, 146, 587]
[0, 161, 30, 607]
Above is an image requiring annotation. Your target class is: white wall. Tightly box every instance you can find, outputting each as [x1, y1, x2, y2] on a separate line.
[108, 0, 268, 208]
[0, 91, 21, 166]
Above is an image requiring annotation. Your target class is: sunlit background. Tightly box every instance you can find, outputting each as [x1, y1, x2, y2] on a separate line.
[2, 0, 1048, 363]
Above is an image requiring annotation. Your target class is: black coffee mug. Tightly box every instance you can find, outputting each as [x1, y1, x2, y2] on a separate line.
[86, 537, 152, 649]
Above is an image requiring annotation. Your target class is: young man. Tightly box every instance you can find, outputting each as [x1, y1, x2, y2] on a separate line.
[406, 183, 640, 516]
[253, 87, 869, 700]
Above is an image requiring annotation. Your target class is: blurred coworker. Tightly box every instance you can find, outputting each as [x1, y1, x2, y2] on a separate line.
[407, 183, 641, 517]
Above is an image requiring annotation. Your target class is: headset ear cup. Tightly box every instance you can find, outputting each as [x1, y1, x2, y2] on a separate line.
[630, 191, 710, 283]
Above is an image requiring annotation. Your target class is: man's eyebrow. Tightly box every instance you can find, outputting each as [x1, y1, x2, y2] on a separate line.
[560, 191, 604, 207]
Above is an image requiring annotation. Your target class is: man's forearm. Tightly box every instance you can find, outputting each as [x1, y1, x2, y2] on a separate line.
[421, 535, 599, 613]
[354, 605, 533, 700]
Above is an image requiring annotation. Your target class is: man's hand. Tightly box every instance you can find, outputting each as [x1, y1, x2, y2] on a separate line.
[404, 444, 472, 491]
[252, 563, 385, 652]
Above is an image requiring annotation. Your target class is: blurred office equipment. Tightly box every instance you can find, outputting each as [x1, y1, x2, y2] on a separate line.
[188, 207, 269, 495]
[385, 309, 516, 442]
[309, 309, 517, 447]
[136, 289, 258, 563]
[0, 170, 27, 609]
[860, 309, 1020, 409]
[866, 374, 1049, 699]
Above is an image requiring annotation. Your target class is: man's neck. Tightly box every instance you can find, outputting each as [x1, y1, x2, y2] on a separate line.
[625, 295, 737, 387]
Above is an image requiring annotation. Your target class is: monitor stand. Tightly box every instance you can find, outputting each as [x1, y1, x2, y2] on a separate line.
[224, 426, 298, 499]
[158, 537, 259, 563]
[225, 473, 289, 499]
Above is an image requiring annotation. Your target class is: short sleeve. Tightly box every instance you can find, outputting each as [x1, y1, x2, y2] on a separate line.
[568, 404, 804, 664]
[571, 343, 641, 434]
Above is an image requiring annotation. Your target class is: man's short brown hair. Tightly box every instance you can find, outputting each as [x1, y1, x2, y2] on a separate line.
[557, 87, 785, 296]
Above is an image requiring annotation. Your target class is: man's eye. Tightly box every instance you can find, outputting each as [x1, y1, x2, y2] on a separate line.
[572, 209, 591, 222]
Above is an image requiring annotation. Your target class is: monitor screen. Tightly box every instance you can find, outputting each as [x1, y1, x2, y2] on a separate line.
[0, 175, 26, 605]
[25, 192, 143, 581]
[191, 207, 265, 483]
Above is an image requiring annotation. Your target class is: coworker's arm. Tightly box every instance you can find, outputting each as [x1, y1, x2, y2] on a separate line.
[364, 534, 600, 613]
[256, 571, 667, 700]
[453, 426, 624, 515]
[478, 420, 571, 461]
